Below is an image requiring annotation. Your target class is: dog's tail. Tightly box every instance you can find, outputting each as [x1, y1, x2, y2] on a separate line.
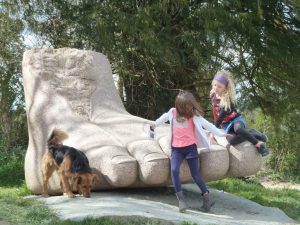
[48, 129, 69, 146]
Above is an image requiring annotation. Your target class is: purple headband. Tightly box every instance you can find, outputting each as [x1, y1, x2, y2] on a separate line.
[214, 73, 228, 86]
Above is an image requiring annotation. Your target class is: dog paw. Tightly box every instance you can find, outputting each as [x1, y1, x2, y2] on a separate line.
[67, 193, 75, 198]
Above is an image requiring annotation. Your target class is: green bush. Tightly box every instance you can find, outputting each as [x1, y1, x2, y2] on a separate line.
[0, 112, 28, 149]
[244, 108, 300, 178]
[0, 145, 26, 187]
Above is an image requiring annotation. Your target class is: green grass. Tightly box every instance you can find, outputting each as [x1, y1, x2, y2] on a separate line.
[208, 178, 300, 222]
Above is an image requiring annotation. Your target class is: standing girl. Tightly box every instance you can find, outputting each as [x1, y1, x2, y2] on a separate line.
[209, 70, 269, 157]
[151, 90, 228, 213]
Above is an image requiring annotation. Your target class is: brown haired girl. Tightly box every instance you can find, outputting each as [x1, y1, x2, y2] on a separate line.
[151, 90, 229, 213]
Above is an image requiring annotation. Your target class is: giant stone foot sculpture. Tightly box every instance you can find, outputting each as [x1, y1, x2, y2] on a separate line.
[22, 48, 262, 195]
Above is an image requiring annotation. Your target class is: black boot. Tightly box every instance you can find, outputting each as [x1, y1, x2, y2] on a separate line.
[202, 192, 214, 212]
[248, 129, 268, 142]
[257, 144, 270, 157]
[175, 191, 188, 212]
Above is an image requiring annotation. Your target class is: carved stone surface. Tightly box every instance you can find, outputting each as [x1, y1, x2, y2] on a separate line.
[22, 48, 262, 195]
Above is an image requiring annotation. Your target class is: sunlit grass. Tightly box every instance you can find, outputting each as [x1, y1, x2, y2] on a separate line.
[208, 178, 300, 222]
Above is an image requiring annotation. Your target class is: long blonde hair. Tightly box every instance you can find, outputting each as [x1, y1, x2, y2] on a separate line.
[175, 90, 203, 120]
[210, 70, 236, 111]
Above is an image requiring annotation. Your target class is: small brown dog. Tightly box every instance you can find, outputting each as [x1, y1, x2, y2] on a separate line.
[42, 129, 98, 198]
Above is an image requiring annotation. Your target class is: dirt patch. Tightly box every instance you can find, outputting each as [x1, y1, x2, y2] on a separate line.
[260, 181, 300, 191]
[0, 221, 12, 225]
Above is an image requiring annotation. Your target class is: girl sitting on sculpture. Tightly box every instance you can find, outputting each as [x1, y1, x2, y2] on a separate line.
[209, 70, 269, 157]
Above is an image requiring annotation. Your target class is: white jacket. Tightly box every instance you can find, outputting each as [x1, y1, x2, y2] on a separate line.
[155, 108, 226, 149]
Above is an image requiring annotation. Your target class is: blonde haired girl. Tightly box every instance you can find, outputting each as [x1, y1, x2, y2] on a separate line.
[210, 70, 236, 111]
[209, 70, 269, 157]
[151, 90, 229, 213]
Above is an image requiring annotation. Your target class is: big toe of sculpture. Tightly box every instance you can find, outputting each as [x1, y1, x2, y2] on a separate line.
[22, 48, 262, 195]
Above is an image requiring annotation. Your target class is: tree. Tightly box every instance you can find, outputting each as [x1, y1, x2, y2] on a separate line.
[20, 0, 299, 120]
[0, 6, 26, 148]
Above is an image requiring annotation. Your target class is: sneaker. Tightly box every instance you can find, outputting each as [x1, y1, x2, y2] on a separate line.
[248, 129, 268, 142]
[257, 145, 269, 157]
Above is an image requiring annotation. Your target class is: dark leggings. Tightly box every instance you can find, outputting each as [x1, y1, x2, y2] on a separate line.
[227, 122, 258, 146]
[171, 144, 208, 194]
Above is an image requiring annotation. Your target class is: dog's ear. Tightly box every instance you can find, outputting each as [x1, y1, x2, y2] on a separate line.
[73, 173, 82, 184]
[92, 173, 100, 183]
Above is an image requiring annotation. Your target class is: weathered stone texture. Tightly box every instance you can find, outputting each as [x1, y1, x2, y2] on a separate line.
[22, 48, 262, 195]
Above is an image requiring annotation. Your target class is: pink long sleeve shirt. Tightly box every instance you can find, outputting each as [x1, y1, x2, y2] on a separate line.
[172, 109, 196, 147]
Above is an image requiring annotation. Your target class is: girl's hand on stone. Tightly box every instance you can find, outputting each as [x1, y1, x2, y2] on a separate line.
[209, 133, 217, 144]
[150, 124, 156, 131]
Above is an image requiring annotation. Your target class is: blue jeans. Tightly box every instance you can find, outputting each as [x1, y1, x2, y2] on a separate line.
[223, 116, 259, 146]
[171, 143, 208, 194]
[223, 115, 246, 133]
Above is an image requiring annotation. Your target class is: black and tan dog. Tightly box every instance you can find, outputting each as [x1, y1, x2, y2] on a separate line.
[42, 129, 98, 198]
